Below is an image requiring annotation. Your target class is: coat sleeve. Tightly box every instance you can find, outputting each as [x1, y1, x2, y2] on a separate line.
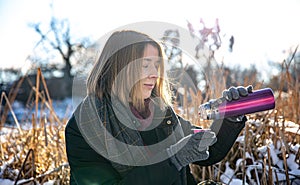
[65, 115, 181, 185]
[176, 115, 193, 135]
[194, 116, 246, 166]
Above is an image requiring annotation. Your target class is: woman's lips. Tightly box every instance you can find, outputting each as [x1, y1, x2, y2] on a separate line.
[144, 84, 154, 89]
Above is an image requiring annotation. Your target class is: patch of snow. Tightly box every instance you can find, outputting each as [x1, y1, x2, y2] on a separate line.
[0, 179, 14, 185]
[287, 154, 298, 170]
[229, 178, 248, 185]
[220, 162, 235, 184]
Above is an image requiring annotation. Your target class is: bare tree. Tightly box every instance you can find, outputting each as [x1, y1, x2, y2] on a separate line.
[7, 16, 94, 102]
[28, 16, 90, 79]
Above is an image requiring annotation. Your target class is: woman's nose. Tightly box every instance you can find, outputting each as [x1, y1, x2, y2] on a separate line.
[148, 65, 158, 78]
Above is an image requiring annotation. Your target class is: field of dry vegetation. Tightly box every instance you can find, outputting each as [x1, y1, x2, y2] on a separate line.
[0, 56, 299, 184]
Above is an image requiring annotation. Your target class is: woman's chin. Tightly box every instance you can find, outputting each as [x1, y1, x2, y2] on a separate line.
[142, 93, 152, 100]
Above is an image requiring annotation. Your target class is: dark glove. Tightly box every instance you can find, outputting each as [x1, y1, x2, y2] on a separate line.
[222, 85, 253, 122]
[167, 130, 217, 171]
[222, 85, 253, 101]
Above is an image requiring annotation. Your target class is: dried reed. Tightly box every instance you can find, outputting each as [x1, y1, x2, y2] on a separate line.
[179, 51, 299, 184]
[0, 68, 69, 184]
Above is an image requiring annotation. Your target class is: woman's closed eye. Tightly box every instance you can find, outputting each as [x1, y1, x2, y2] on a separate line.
[142, 58, 160, 69]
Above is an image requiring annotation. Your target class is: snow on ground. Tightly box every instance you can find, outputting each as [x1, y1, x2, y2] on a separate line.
[3, 98, 74, 126]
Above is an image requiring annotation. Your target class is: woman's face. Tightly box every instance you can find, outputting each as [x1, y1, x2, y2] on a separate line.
[140, 44, 160, 100]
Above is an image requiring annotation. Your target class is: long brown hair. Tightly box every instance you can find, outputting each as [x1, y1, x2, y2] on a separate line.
[87, 30, 172, 110]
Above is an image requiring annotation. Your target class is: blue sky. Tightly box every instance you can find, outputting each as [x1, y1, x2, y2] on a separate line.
[1, 0, 300, 80]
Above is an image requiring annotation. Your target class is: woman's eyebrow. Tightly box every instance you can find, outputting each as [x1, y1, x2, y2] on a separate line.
[143, 57, 161, 62]
[143, 57, 152, 61]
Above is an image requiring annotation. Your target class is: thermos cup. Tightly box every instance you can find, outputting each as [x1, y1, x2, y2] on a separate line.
[198, 88, 276, 120]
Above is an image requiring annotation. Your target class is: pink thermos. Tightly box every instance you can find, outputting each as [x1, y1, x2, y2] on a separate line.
[198, 88, 276, 120]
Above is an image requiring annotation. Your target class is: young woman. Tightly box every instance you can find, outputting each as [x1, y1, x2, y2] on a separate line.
[65, 30, 252, 185]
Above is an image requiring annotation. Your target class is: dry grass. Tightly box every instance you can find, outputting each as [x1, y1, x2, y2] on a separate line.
[0, 68, 69, 184]
[0, 54, 299, 184]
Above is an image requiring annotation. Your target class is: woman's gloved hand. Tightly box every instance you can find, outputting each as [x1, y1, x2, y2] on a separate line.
[222, 85, 253, 122]
[167, 130, 217, 171]
[222, 85, 253, 101]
